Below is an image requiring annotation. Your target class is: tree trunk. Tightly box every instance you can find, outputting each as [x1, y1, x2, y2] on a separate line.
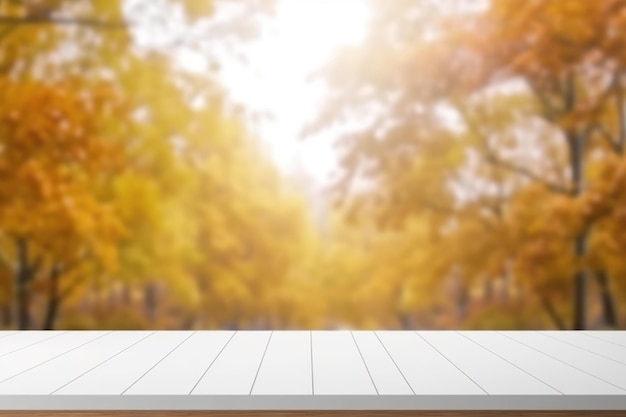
[568, 129, 587, 330]
[499, 261, 511, 303]
[483, 278, 493, 303]
[596, 270, 618, 328]
[14, 239, 32, 330]
[42, 265, 62, 330]
[108, 286, 117, 309]
[144, 282, 157, 323]
[398, 312, 413, 330]
[122, 284, 131, 306]
[456, 284, 469, 321]
[1, 303, 10, 327]
[539, 295, 566, 330]
[179, 314, 195, 330]
[573, 233, 587, 330]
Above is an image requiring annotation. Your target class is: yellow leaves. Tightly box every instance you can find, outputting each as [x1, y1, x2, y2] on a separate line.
[166, 272, 200, 308]
[0, 79, 123, 176]
[0, 76, 131, 309]
[90, 0, 124, 20]
[113, 172, 162, 228]
[177, 0, 215, 20]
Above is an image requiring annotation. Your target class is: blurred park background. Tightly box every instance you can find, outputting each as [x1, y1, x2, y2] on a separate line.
[0, 0, 626, 331]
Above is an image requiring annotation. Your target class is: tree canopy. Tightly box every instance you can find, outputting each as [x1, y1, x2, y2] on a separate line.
[0, 0, 625, 331]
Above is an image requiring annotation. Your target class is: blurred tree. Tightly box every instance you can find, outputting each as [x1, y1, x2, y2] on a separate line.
[0, 78, 126, 329]
[311, 0, 626, 329]
[0, 0, 301, 331]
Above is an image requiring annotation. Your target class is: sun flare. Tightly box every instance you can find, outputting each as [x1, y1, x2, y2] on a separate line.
[275, 0, 370, 58]
[225, 0, 371, 184]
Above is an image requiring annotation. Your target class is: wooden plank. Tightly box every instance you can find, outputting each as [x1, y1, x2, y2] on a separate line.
[191, 331, 271, 395]
[421, 331, 557, 395]
[584, 331, 626, 348]
[251, 331, 312, 395]
[311, 331, 376, 395]
[0, 332, 18, 340]
[0, 331, 107, 383]
[351, 331, 413, 395]
[53, 331, 192, 395]
[503, 331, 626, 390]
[464, 331, 624, 395]
[0, 331, 66, 357]
[125, 331, 234, 395]
[544, 331, 626, 366]
[4, 411, 626, 417]
[376, 331, 484, 395]
[0, 331, 152, 395]
[0, 330, 624, 411]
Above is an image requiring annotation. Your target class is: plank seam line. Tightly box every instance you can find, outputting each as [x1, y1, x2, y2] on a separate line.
[540, 332, 626, 367]
[188, 330, 237, 395]
[350, 331, 379, 395]
[0, 331, 112, 385]
[249, 331, 273, 395]
[498, 331, 626, 393]
[310, 330, 314, 395]
[580, 332, 626, 349]
[0, 332, 17, 340]
[373, 331, 415, 395]
[49, 331, 157, 395]
[121, 331, 197, 395]
[415, 331, 489, 395]
[0, 331, 68, 359]
[456, 331, 563, 395]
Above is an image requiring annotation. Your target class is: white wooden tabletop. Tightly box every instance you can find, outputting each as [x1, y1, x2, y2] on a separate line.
[0, 330, 625, 410]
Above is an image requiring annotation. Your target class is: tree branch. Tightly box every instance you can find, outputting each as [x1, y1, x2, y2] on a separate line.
[0, 248, 12, 271]
[0, 16, 129, 29]
[585, 123, 621, 153]
[484, 153, 572, 195]
[59, 274, 86, 301]
[615, 71, 626, 154]
[462, 109, 572, 195]
[562, 70, 576, 112]
[30, 255, 44, 277]
[527, 79, 561, 120]
[538, 293, 567, 330]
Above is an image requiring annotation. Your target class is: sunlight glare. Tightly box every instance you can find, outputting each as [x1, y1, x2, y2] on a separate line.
[230, 0, 371, 185]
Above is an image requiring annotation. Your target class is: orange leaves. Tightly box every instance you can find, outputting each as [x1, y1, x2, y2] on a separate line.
[0, 79, 123, 174]
[0, 76, 128, 285]
[484, 0, 606, 79]
[177, 0, 215, 20]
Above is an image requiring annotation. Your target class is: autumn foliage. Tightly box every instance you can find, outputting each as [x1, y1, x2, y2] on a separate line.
[0, 0, 625, 331]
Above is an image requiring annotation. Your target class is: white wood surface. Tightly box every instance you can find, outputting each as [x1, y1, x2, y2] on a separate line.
[53, 331, 191, 395]
[0, 331, 107, 383]
[251, 330, 312, 395]
[420, 331, 558, 395]
[544, 331, 626, 366]
[311, 330, 376, 395]
[190, 330, 271, 395]
[125, 331, 234, 395]
[0, 330, 624, 410]
[464, 331, 624, 395]
[504, 331, 626, 391]
[0, 331, 17, 340]
[0, 331, 66, 357]
[0, 331, 147, 394]
[584, 331, 626, 348]
[351, 331, 413, 395]
[375, 331, 484, 395]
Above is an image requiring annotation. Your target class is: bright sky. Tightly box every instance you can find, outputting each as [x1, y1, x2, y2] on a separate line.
[217, 0, 371, 185]
[125, 0, 371, 184]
